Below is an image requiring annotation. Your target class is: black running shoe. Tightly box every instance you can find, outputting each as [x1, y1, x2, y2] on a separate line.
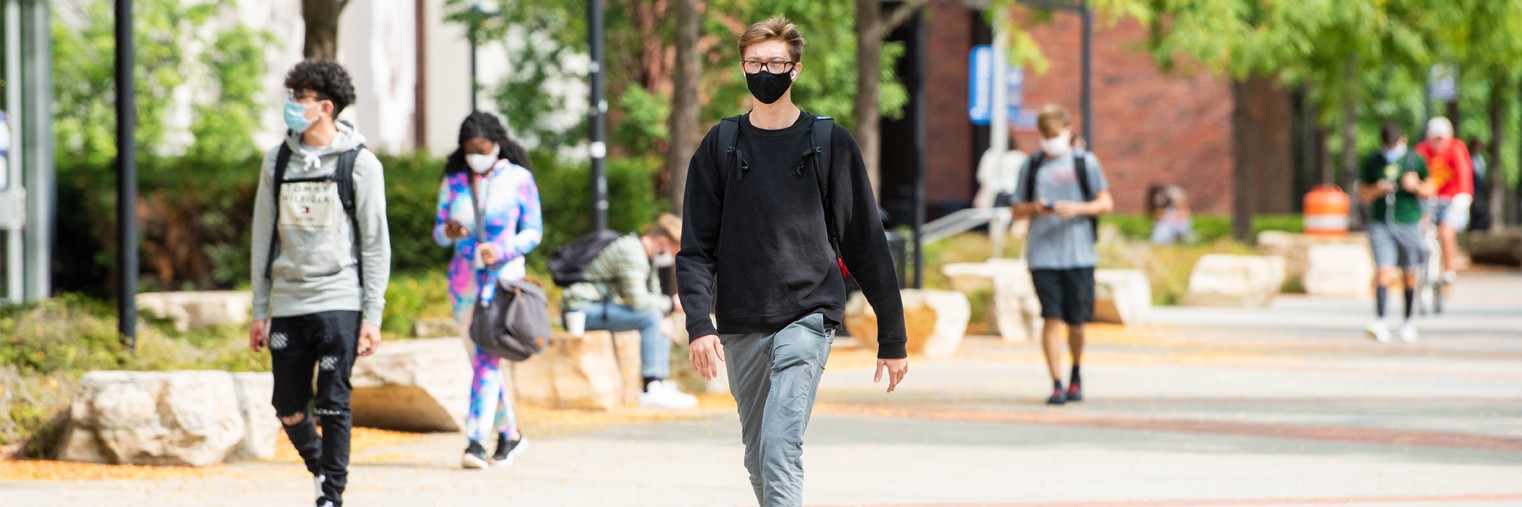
[1046, 388, 1067, 405]
[461, 440, 489, 469]
[492, 434, 529, 466]
[1066, 383, 1083, 402]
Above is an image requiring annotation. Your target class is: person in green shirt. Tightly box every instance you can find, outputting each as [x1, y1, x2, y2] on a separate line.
[1357, 124, 1435, 344]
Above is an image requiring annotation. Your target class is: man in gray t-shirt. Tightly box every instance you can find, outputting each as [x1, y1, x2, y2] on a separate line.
[1009, 104, 1113, 406]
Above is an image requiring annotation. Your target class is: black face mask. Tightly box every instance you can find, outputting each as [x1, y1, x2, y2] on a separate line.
[745, 69, 793, 105]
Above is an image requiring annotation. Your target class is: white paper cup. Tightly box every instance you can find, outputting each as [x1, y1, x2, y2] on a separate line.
[565, 311, 586, 337]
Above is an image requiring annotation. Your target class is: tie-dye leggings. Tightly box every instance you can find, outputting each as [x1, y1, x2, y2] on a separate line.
[460, 307, 519, 443]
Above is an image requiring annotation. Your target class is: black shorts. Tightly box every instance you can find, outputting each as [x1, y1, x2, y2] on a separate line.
[1031, 267, 1095, 326]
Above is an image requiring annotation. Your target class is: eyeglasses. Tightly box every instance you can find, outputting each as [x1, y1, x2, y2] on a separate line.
[286, 89, 326, 103]
[741, 60, 797, 74]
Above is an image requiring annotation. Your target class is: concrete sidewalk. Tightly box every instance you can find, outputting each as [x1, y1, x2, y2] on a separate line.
[4, 272, 1521, 506]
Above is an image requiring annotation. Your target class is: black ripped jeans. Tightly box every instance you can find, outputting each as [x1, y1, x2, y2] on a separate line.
[269, 310, 360, 505]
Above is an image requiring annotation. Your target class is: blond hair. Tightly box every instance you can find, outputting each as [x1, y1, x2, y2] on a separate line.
[1036, 104, 1070, 137]
[645, 213, 682, 245]
[738, 15, 806, 62]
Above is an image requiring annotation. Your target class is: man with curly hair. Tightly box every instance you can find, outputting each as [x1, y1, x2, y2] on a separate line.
[247, 60, 391, 507]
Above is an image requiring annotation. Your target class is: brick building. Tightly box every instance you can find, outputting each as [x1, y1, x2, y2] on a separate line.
[878, 2, 1297, 225]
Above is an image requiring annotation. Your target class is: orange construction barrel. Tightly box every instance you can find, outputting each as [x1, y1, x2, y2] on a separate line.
[1303, 184, 1350, 236]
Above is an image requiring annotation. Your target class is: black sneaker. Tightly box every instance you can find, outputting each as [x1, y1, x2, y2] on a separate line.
[1046, 388, 1067, 405]
[492, 434, 529, 466]
[1066, 383, 1083, 402]
[461, 440, 489, 469]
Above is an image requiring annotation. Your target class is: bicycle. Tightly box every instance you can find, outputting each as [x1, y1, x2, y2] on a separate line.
[1416, 198, 1445, 316]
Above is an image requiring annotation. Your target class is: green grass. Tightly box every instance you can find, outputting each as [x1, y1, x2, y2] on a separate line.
[1103, 213, 1303, 243]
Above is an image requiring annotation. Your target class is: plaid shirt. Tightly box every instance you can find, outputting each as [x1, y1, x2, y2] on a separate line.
[560, 234, 672, 313]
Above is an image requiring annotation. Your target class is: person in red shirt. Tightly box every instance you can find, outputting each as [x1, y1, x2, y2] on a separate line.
[1413, 117, 1473, 282]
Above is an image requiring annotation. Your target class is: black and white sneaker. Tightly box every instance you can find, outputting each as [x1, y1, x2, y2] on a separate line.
[492, 434, 529, 467]
[461, 440, 489, 469]
[315, 499, 336, 507]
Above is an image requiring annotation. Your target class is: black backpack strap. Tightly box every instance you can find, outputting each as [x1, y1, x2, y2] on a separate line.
[1072, 149, 1099, 243]
[807, 116, 842, 266]
[1022, 150, 1045, 203]
[717, 115, 744, 187]
[264, 141, 293, 280]
[337, 144, 365, 285]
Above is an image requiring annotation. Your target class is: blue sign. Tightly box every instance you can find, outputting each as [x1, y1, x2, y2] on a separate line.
[969, 45, 993, 125]
[969, 45, 1032, 127]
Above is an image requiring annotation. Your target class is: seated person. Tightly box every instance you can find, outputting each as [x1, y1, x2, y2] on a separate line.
[560, 213, 698, 409]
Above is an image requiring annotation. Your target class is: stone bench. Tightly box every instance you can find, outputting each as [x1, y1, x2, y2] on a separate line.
[350, 337, 473, 432]
[1184, 254, 1286, 308]
[1094, 269, 1151, 325]
[135, 291, 252, 331]
[846, 289, 970, 358]
[944, 260, 1041, 342]
[57, 371, 278, 466]
[1301, 244, 1375, 296]
[511, 330, 642, 410]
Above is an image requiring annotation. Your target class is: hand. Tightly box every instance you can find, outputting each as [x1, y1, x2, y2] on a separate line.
[1376, 180, 1396, 195]
[479, 243, 499, 265]
[1401, 171, 1421, 192]
[875, 357, 909, 393]
[660, 315, 674, 339]
[357, 323, 382, 357]
[1033, 199, 1053, 215]
[1052, 200, 1085, 219]
[671, 294, 684, 314]
[688, 335, 725, 380]
[249, 319, 270, 353]
[444, 220, 469, 239]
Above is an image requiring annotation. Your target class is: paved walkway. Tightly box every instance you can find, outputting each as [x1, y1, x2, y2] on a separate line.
[5, 271, 1521, 506]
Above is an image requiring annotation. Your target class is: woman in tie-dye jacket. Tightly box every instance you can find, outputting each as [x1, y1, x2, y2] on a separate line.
[433, 112, 542, 469]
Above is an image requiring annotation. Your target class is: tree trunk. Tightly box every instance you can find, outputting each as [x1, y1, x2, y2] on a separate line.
[1230, 78, 1253, 242]
[1489, 74, 1505, 231]
[855, 0, 882, 199]
[1445, 100, 1462, 140]
[1341, 55, 1360, 229]
[666, 0, 702, 215]
[303, 0, 349, 61]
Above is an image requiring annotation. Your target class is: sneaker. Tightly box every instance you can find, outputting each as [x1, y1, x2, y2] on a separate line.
[492, 434, 528, 466]
[1365, 320, 1391, 343]
[1046, 388, 1067, 405]
[1065, 383, 1083, 403]
[639, 380, 698, 409]
[461, 440, 489, 469]
[315, 500, 335, 507]
[1398, 322, 1418, 343]
[1442, 270, 1457, 284]
[313, 474, 325, 502]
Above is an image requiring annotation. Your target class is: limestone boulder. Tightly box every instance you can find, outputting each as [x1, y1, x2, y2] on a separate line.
[1469, 229, 1522, 266]
[1093, 269, 1151, 325]
[411, 317, 461, 338]
[1302, 244, 1375, 296]
[512, 330, 642, 410]
[847, 289, 970, 358]
[669, 313, 730, 395]
[57, 371, 248, 466]
[1257, 231, 1370, 287]
[135, 291, 252, 331]
[942, 259, 1041, 342]
[1184, 255, 1286, 308]
[350, 337, 473, 432]
[942, 259, 1029, 293]
[228, 373, 280, 461]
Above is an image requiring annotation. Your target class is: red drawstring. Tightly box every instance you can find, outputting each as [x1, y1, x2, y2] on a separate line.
[837, 258, 850, 278]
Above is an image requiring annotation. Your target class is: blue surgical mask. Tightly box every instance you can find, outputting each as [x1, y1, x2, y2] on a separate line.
[284, 100, 322, 133]
[1383, 144, 1406, 163]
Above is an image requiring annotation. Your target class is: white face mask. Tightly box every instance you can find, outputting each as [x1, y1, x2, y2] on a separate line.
[466, 144, 501, 174]
[1040, 130, 1072, 157]
[652, 250, 676, 268]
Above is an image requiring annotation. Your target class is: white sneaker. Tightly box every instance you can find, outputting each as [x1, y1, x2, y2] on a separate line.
[1365, 320, 1391, 343]
[1398, 322, 1418, 343]
[1442, 270, 1457, 284]
[313, 474, 325, 502]
[639, 380, 698, 409]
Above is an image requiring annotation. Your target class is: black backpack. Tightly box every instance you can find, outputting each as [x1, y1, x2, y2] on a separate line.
[548, 230, 625, 287]
[263, 139, 367, 282]
[716, 113, 848, 278]
[1023, 148, 1098, 243]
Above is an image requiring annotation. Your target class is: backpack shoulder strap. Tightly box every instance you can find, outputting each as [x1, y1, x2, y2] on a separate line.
[337, 144, 366, 285]
[717, 115, 743, 188]
[1023, 151, 1045, 203]
[809, 115, 845, 272]
[264, 140, 293, 280]
[1073, 149, 1092, 201]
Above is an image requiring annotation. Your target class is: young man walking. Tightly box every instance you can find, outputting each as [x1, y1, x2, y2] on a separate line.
[1360, 124, 1434, 343]
[677, 16, 910, 507]
[248, 60, 391, 507]
[1413, 117, 1473, 283]
[1009, 104, 1113, 405]
[560, 213, 699, 409]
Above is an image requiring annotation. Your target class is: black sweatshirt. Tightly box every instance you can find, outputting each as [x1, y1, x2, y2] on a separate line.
[676, 111, 908, 359]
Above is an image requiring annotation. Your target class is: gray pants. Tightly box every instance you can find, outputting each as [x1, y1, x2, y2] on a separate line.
[720, 313, 835, 507]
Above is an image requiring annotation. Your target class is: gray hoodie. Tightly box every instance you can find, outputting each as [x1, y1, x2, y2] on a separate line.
[250, 120, 391, 326]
